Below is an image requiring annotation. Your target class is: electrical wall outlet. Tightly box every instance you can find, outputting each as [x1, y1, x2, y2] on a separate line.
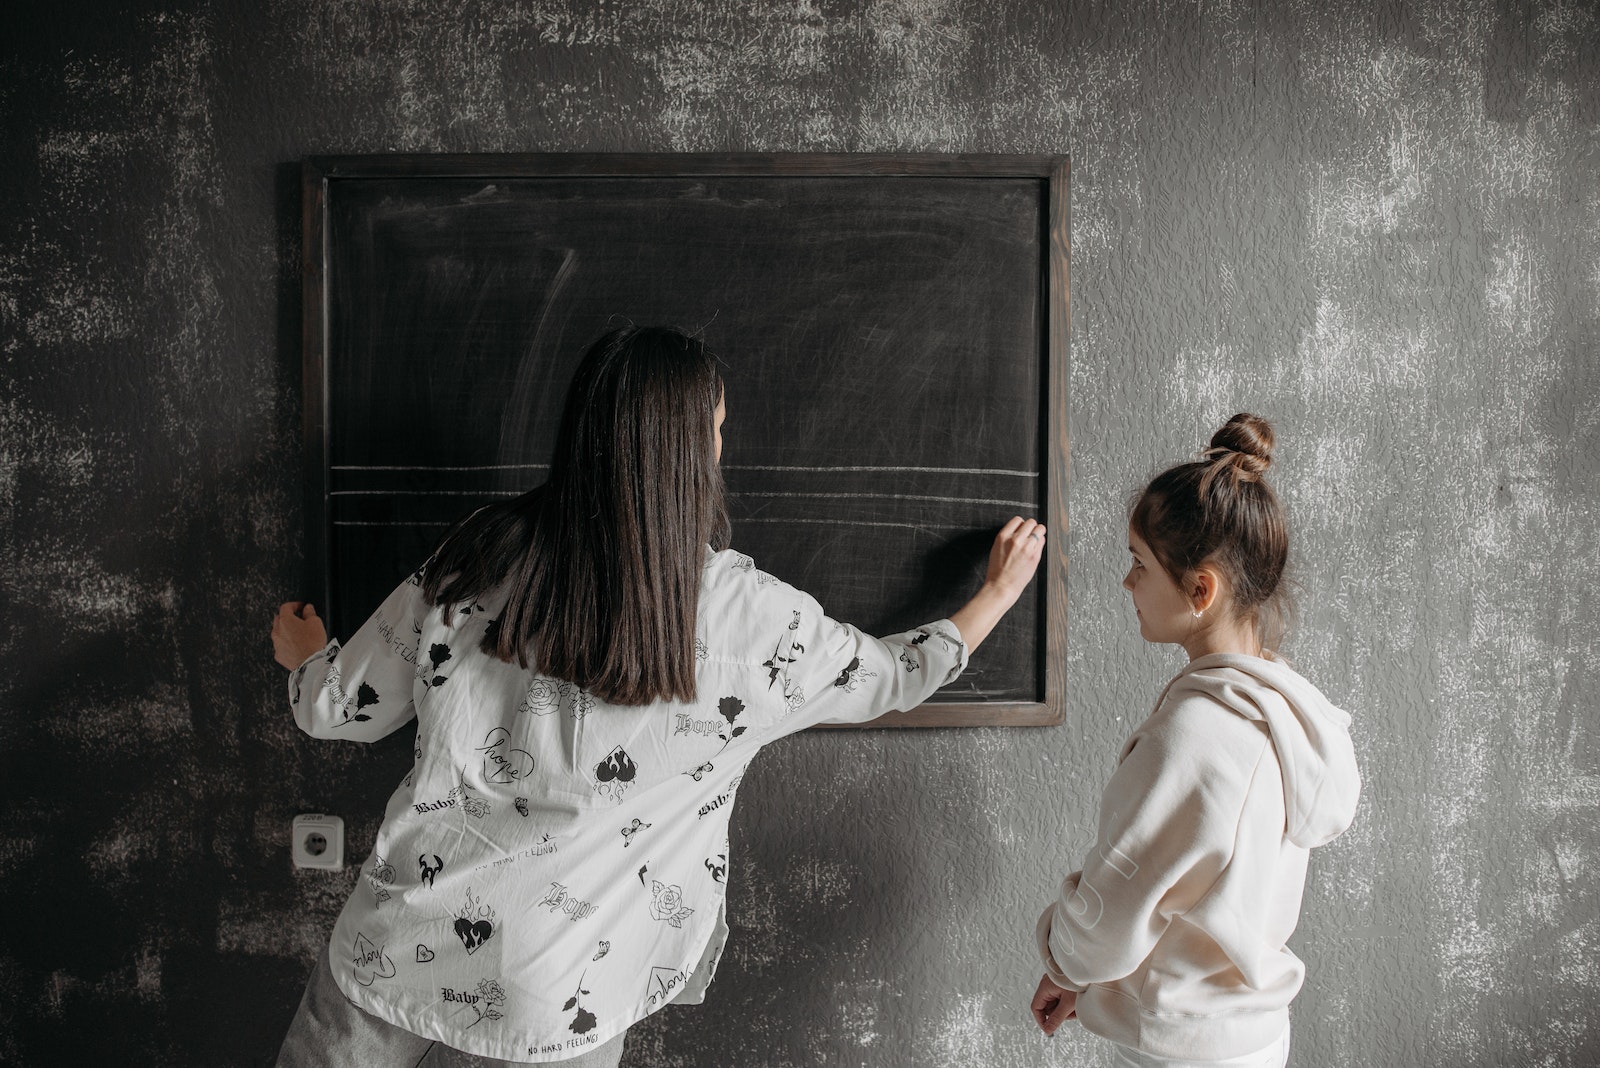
[292, 813, 345, 870]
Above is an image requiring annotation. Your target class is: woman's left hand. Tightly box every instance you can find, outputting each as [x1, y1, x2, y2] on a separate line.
[273, 602, 329, 670]
[948, 517, 1046, 652]
[1030, 973, 1078, 1035]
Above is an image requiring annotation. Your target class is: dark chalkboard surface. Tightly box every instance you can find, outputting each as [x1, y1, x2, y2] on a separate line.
[303, 154, 1068, 727]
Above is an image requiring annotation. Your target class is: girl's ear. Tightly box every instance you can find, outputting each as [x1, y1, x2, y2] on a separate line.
[1189, 567, 1222, 615]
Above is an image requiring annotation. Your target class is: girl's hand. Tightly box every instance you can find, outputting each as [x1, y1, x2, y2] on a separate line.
[985, 515, 1046, 601]
[1030, 973, 1077, 1035]
[273, 602, 329, 670]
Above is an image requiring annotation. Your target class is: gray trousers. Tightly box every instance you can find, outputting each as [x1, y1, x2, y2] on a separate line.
[277, 945, 628, 1068]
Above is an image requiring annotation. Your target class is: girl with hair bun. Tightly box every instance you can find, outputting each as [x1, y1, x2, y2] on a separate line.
[1030, 414, 1360, 1068]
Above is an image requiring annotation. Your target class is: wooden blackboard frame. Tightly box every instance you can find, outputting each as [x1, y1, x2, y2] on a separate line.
[302, 153, 1068, 728]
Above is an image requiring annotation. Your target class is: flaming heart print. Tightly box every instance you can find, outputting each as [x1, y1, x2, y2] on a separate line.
[453, 887, 496, 955]
[593, 746, 638, 803]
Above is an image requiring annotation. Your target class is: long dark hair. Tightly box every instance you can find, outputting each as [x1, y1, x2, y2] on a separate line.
[1130, 413, 1291, 651]
[423, 326, 731, 705]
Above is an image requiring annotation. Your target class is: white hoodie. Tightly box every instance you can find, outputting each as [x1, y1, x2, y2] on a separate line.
[1037, 653, 1361, 1060]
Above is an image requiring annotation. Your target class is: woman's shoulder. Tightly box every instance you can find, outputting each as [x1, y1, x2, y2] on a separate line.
[699, 549, 815, 645]
[703, 548, 799, 599]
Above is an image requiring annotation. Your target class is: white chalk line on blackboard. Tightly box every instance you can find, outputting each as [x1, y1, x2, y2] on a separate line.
[726, 465, 1037, 477]
[332, 490, 522, 496]
[333, 518, 973, 532]
[332, 464, 550, 471]
[735, 517, 972, 532]
[330, 489, 1036, 508]
[331, 463, 1036, 477]
[736, 491, 1037, 509]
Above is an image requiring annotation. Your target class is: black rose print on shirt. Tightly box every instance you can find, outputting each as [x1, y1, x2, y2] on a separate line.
[330, 677, 381, 730]
[422, 643, 453, 690]
[564, 972, 597, 1034]
[718, 696, 746, 735]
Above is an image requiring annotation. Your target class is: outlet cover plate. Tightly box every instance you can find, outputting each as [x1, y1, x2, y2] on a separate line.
[292, 813, 345, 870]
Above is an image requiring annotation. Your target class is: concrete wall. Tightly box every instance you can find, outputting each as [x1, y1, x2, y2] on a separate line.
[2, 0, 1596, 1064]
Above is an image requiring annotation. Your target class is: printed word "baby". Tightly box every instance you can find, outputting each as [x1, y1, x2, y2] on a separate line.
[696, 774, 743, 820]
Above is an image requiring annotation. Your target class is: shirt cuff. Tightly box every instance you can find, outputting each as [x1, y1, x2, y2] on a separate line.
[287, 639, 340, 709]
[1035, 904, 1086, 992]
[923, 618, 970, 684]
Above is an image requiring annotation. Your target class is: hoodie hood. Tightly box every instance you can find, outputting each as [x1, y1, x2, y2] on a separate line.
[1165, 653, 1361, 848]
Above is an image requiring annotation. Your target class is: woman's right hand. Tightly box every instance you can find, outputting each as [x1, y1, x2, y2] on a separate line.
[273, 602, 329, 670]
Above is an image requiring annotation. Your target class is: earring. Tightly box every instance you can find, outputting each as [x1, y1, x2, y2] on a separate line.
[1192, 608, 1203, 618]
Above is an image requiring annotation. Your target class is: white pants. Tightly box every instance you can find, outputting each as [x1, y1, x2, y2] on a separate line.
[1108, 1025, 1291, 1068]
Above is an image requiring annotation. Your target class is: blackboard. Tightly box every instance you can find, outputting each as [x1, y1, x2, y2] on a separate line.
[302, 154, 1068, 727]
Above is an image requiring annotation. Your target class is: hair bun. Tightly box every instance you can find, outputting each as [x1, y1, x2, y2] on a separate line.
[1203, 413, 1274, 480]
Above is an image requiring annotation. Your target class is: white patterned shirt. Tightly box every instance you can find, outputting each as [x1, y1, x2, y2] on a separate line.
[288, 547, 968, 1061]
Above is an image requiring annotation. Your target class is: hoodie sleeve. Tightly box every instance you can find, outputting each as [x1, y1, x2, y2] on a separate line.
[1037, 701, 1273, 990]
[288, 570, 428, 742]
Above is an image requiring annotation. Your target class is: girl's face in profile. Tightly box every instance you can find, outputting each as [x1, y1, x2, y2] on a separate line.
[1122, 527, 1193, 645]
[714, 392, 725, 463]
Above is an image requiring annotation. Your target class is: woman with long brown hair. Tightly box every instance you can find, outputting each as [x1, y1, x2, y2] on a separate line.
[272, 326, 1044, 1065]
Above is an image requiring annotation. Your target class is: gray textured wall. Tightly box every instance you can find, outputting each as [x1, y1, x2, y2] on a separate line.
[2, 1, 1596, 1065]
